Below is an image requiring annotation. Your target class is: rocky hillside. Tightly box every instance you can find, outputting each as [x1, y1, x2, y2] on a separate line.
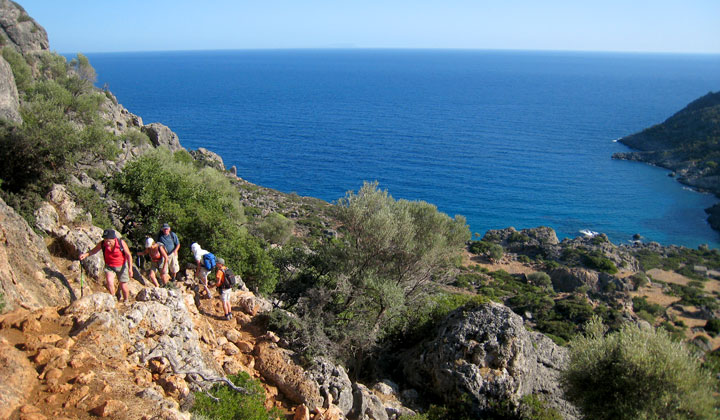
[1, 2, 718, 419]
[612, 91, 720, 230]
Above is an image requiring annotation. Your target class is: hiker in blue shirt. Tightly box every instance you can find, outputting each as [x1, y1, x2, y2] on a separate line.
[157, 223, 180, 281]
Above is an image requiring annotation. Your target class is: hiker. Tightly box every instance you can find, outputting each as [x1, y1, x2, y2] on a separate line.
[157, 223, 180, 281]
[79, 229, 134, 302]
[191, 242, 215, 298]
[214, 257, 234, 320]
[136, 237, 169, 287]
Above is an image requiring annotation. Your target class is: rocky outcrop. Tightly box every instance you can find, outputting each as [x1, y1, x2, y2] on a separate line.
[612, 91, 720, 232]
[402, 302, 578, 419]
[0, 196, 73, 310]
[254, 340, 324, 410]
[308, 357, 354, 416]
[0, 56, 21, 123]
[483, 226, 561, 258]
[142, 122, 183, 152]
[190, 147, 225, 171]
[100, 92, 143, 136]
[0, 0, 49, 53]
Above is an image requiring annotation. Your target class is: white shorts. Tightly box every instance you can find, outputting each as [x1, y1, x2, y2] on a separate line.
[219, 288, 231, 303]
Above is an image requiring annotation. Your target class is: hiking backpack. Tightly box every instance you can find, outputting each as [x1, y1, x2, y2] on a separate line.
[202, 252, 216, 270]
[221, 267, 237, 289]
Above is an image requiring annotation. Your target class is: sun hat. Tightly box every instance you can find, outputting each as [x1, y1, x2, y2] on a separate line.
[161, 223, 171, 229]
[216, 257, 225, 265]
[145, 237, 154, 248]
[102, 229, 116, 239]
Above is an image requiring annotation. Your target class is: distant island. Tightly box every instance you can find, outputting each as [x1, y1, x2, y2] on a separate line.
[612, 91, 720, 232]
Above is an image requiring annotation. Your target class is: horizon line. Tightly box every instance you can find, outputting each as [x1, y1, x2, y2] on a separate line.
[59, 46, 720, 57]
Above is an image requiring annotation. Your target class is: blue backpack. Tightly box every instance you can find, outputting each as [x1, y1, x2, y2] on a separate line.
[202, 252, 216, 270]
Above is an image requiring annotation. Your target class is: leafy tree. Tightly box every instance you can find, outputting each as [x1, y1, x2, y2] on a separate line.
[274, 182, 469, 370]
[112, 148, 278, 294]
[562, 318, 717, 420]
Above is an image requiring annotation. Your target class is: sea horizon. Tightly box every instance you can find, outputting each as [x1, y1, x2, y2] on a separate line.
[85, 49, 720, 248]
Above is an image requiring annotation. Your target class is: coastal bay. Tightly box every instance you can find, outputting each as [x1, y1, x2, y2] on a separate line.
[88, 49, 720, 247]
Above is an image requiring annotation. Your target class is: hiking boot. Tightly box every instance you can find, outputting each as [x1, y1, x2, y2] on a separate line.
[228, 313, 233, 319]
[225, 313, 231, 321]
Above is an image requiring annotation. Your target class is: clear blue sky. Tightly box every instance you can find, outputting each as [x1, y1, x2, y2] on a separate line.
[17, 0, 720, 54]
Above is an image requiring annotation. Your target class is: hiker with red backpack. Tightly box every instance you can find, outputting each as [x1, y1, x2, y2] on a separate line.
[79, 229, 134, 302]
[214, 257, 235, 320]
[191, 242, 215, 298]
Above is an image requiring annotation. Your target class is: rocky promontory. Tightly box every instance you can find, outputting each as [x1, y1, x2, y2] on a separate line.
[612, 91, 720, 230]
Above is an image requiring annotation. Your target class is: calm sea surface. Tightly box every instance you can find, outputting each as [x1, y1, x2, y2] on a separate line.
[86, 49, 720, 248]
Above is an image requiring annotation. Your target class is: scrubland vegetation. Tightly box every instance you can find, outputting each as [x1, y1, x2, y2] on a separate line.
[1, 48, 719, 420]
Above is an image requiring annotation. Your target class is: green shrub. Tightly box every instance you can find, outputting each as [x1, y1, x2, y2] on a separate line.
[629, 272, 649, 289]
[527, 272, 552, 289]
[191, 372, 281, 420]
[517, 254, 532, 264]
[257, 212, 294, 245]
[632, 296, 664, 317]
[562, 318, 716, 420]
[66, 184, 113, 229]
[2, 46, 32, 91]
[112, 148, 278, 294]
[581, 252, 618, 274]
[705, 318, 720, 336]
[0, 292, 5, 313]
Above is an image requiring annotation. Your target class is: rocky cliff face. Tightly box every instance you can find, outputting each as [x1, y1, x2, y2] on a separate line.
[0, 195, 73, 311]
[403, 302, 579, 419]
[0, 0, 49, 54]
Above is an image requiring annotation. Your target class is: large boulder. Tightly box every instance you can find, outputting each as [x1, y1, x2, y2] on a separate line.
[0, 196, 73, 310]
[402, 302, 578, 419]
[190, 147, 225, 171]
[253, 341, 324, 410]
[308, 357, 354, 416]
[0, 0, 49, 53]
[142, 123, 183, 152]
[0, 56, 20, 123]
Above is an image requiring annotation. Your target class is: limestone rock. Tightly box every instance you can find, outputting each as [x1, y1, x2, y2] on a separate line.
[349, 383, 388, 420]
[0, 339, 38, 418]
[65, 293, 117, 316]
[190, 147, 225, 170]
[254, 341, 324, 410]
[91, 399, 128, 417]
[549, 266, 599, 293]
[0, 56, 21, 123]
[142, 123, 183, 152]
[0, 0, 49, 53]
[0, 196, 73, 310]
[308, 357, 354, 416]
[402, 302, 578, 419]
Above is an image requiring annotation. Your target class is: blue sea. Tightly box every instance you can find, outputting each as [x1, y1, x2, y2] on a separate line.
[85, 49, 720, 248]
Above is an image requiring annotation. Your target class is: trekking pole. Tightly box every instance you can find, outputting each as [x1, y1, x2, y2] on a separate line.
[80, 262, 85, 297]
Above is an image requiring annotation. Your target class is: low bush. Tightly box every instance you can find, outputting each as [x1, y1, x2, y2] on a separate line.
[562, 318, 716, 420]
[191, 372, 281, 420]
[705, 318, 720, 336]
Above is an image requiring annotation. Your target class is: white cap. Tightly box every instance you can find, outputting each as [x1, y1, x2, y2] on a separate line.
[145, 237, 154, 248]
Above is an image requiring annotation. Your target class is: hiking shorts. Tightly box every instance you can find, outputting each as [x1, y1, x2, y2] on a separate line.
[150, 259, 169, 275]
[219, 288, 231, 303]
[105, 264, 130, 283]
[167, 253, 180, 274]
